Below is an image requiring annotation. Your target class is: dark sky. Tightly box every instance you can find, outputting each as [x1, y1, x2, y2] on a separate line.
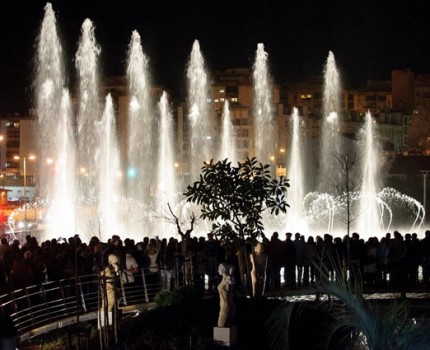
[1, 0, 430, 114]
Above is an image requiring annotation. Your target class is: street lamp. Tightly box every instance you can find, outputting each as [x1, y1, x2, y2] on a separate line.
[14, 154, 36, 234]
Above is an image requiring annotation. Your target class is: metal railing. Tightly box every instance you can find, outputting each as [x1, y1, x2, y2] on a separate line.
[0, 267, 191, 342]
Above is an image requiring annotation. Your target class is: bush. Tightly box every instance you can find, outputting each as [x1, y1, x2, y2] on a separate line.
[154, 289, 173, 307]
[155, 285, 199, 308]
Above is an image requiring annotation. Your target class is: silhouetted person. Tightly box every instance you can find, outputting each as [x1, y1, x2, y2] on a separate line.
[268, 231, 285, 289]
[420, 230, 430, 286]
[284, 232, 296, 287]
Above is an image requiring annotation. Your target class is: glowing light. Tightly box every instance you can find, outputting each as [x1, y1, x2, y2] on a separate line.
[127, 167, 137, 178]
[327, 111, 338, 124]
[130, 96, 140, 111]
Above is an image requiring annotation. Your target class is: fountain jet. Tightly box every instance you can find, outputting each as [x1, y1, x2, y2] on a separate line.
[187, 40, 213, 180]
[319, 51, 342, 193]
[253, 43, 276, 164]
[127, 30, 153, 205]
[36, 4, 76, 240]
[286, 108, 307, 232]
[219, 100, 237, 164]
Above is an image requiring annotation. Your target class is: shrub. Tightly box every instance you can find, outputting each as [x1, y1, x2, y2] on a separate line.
[154, 289, 173, 307]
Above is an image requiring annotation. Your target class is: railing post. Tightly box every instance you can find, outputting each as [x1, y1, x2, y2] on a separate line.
[141, 268, 149, 303]
[59, 280, 69, 317]
[40, 284, 52, 322]
[78, 276, 87, 312]
[24, 287, 35, 325]
[119, 272, 127, 306]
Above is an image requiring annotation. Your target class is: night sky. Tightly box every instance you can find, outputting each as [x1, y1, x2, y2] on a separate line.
[1, 0, 430, 114]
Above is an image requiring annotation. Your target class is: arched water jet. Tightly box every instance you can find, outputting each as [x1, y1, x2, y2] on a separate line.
[379, 188, 425, 232]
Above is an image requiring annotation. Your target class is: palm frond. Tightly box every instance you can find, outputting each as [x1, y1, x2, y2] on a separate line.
[314, 252, 430, 350]
[266, 301, 298, 350]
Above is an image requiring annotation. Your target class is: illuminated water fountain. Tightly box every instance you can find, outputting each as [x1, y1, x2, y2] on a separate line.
[187, 40, 213, 180]
[285, 108, 307, 233]
[32, 4, 425, 243]
[253, 43, 277, 164]
[126, 30, 153, 205]
[219, 100, 237, 164]
[295, 52, 425, 239]
[36, 4, 76, 239]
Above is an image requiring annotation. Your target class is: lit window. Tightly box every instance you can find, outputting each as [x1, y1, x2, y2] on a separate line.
[231, 97, 238, 103]
[207, 98, 212, 103]
[219, 89, 225, 93]
[214, 99, 219, 103]
[220, 98, 225, 102]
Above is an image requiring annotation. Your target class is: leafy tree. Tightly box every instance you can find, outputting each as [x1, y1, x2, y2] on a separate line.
[184, 157, 289, 244]
[184, 157, 289, 294]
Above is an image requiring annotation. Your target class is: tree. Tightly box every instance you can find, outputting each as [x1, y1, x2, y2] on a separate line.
[330, 152, 362, 239]
[184, 157, 289, 293]
[163, 202, 196, 286]
[166, 202, 195, 256]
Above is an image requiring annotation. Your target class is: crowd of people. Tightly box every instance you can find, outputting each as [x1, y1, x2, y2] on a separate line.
[1, 229, 430, 297]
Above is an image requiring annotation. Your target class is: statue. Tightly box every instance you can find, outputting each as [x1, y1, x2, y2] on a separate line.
[217, 263, 236, 327]
[101, 254, 120, 312]
[250, 242, 268, 298]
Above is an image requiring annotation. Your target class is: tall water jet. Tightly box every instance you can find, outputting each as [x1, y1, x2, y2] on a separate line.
[286, 108, 307, 232]
[98, 94, 122, 240]
[76, 18, 101, 210]
[357, 111, 383, 237]
[36, 3, 64, 198]
[126, 30, 153, 205]
[187, 40, 213, 179]
[44, 91, 77, 240]
[219, 100, 237, 163]
[253, 43, 276, 164]
[319, 51, 342, 192]
[36, 4, 76, 240]
[156, 91, 177, 238]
